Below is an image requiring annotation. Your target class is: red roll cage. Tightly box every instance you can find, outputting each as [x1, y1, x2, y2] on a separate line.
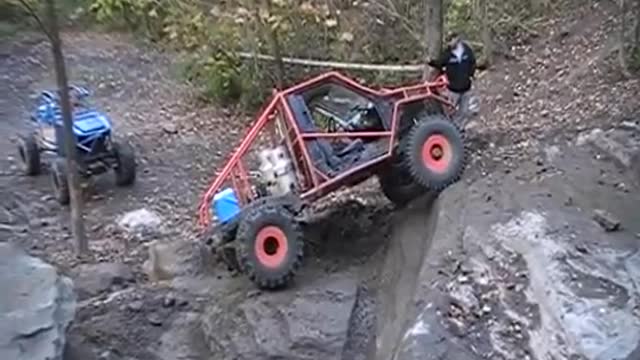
[197, 71, 452, 228]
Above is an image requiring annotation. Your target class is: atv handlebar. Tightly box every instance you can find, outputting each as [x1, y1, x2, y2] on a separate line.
[38, 86, 90, 103]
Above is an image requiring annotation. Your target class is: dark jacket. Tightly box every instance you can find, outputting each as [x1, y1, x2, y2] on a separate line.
[428, 41, 476, 93]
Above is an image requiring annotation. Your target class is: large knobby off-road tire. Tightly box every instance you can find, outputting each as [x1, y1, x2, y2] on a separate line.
[113, 141, 136, 186]
[17, 134, 41, 176]
[235, 204, 304, 289]
[403, 114, 466, 191]
[50, 158, 70, 205]
[378, 160, 427, 207]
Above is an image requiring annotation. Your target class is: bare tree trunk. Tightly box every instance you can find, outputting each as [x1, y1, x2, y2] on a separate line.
[423, 0, 443, 80]
[45, 0, 88, 255]
[633, 0, 640, 51]
[619, 0, 632, 76]
[268, 27, 286, 89]
[260, 0, 286, 90]
[477, 0, 493, 67]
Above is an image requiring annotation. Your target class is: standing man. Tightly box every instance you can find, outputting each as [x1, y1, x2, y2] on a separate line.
[428, 32, 477, 125]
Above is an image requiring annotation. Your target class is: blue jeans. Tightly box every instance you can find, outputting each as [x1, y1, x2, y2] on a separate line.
[445, 89, 470, 127]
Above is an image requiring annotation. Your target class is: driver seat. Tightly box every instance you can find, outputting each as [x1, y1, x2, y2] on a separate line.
[286, 94, 362, 176]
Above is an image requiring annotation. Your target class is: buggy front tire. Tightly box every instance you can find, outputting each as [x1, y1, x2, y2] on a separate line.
[17, 134, 40, 176]
[113, 141, 136, 186]
[51, 158, 70, 205]
[403, 115, 466, 191]
[235, 204, 303, 289]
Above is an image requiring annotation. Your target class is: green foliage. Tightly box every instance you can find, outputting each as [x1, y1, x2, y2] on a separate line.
[183, 52, 243, 105]
[446, 0, 476, 38]
[1, 0, 39, 21]
[89, 0, 212, 47]
[79, 0, 548, 109]
[1, 0, 94, 29]
[0, 20, 21, 38]
[89, 0, 162, 38]
[0, 0, 35, 33]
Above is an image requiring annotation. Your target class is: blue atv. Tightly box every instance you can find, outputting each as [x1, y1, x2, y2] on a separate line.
[17, 86, 136, 204]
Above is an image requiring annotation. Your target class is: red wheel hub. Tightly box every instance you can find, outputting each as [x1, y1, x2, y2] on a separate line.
[421, 134, 453, 174]
[255, 226, 288, 269]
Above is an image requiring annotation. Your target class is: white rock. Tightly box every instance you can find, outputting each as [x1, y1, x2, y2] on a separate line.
[575, 128, 602, 147]
[117, 208, 163, 234]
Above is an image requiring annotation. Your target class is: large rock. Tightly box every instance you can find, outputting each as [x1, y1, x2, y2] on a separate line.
[576, 127, 640, 170]
[393, 304, 482, 360]
[379, 143, 640, 360]
[142, 239, 206, 282]
[483, 210, 640, 360]
[201, 275, 358, 360]
[72, 262, 134, 300]
[0, 242, 76, 360]
[150, 312, 210, 360]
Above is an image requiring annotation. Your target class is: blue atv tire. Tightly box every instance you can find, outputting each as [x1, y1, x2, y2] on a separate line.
[50, 158, 70, 205]
[113, 141, 136, 186]
[17, 134, 40, 176]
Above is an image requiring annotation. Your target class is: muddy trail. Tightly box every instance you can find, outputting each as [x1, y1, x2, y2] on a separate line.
[2, 2, 640, 358]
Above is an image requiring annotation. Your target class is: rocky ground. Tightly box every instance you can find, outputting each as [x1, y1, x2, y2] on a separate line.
[1, 1, 640, 359]
[377, 128, 640, 360]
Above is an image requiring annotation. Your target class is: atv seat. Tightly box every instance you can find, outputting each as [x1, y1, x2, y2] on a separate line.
[287, 94, 363, 177]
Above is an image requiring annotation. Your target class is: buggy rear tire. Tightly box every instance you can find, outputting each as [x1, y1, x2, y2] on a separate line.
[378, 161, 426, 207]
[403, 115, 466, 191]
[113, 141, 136, 186]
[17, 134, 40, 176]
[235, 204, 303, 289]
[51, 158, 70, 205]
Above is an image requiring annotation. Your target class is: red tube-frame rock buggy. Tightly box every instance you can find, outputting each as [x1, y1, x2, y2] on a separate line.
[197, 71, 466, 289]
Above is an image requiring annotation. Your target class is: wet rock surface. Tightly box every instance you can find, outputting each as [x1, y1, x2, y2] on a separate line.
[341, 285, 378, 360]
[201, 274, 359, 360]
[378, 136, 640, 360]
[150, 312, 208, 360]
[373, 192, 441, 360]
[72, 262, 134, 300]
[393, 303, 482, 360]
[485, 210, 640, 359]
[576, 127, 640, 171]
[0, 242, 76, 360]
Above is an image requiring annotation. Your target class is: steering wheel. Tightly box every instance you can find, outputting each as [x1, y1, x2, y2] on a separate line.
[350, 102, 373, 112]
[344, 102, 374, 130]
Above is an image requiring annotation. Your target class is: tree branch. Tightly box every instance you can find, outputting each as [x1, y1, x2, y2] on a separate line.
[236, 51, 424, 72]
[491, 4, 539, 37]
[369, 0, 422, 43]
[17, 0, 54, 42]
